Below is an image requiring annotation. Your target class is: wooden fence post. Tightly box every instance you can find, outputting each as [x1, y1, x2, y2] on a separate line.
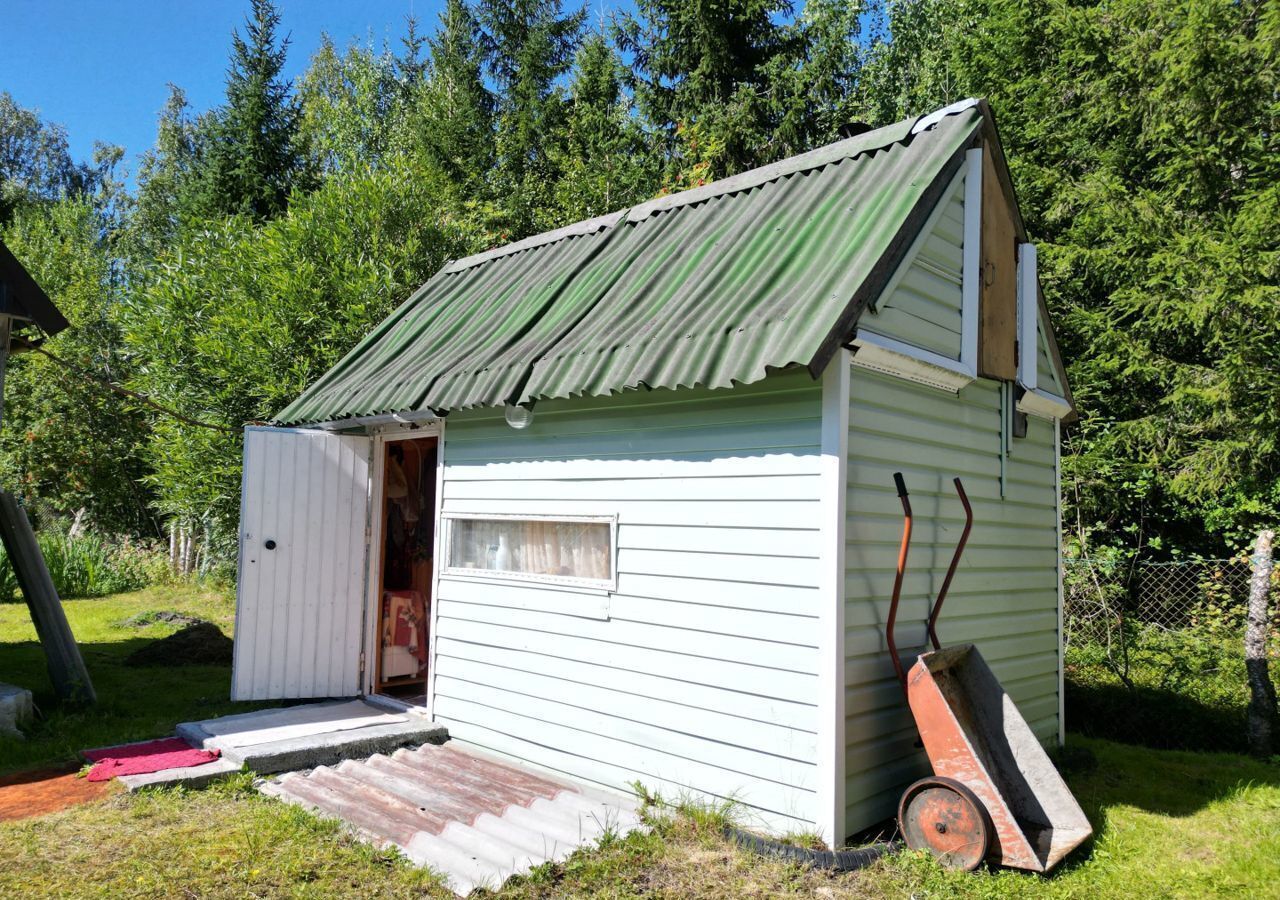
[1246, 529, 1277, 757]
[0, 490, 95, 704]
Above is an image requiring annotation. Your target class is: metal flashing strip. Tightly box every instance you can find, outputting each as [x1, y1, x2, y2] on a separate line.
[442, 210, 627, 273]
[850, 330, 975, 393]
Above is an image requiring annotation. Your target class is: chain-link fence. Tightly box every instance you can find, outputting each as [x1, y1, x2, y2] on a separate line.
[1061, 556, 1279, 753]
[1063, 557, 1260, 647]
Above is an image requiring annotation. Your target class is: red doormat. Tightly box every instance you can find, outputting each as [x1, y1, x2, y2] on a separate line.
[82, 737, 220, 782]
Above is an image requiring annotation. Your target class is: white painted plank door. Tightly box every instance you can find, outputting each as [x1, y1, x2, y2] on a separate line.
[232, 426, 373, 701]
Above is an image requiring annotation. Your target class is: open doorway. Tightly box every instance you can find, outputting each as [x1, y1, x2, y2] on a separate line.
[372, 434, 438, 706]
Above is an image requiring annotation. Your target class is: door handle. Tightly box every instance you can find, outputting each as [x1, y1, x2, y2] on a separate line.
[264, 539, 277, 550]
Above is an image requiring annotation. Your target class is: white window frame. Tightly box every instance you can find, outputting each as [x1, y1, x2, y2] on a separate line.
[1015, 243, 1073, 420]
[440, 512, 619, 594]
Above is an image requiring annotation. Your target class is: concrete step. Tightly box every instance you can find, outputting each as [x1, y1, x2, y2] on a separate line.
[119, 757, 242, 791]
[179, 700, 445, 775]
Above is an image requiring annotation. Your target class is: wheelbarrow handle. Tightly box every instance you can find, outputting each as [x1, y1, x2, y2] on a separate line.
[925, 477, 973, 651]
[886, 472, 913, 696]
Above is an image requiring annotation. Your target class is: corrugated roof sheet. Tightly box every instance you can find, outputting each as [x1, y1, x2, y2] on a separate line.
[276, 102, 983, 426]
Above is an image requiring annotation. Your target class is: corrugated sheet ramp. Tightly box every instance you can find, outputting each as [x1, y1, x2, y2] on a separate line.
[260, 741, 643, 895]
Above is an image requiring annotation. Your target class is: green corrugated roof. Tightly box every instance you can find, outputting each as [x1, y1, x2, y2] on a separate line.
[276, 102, 984, 426]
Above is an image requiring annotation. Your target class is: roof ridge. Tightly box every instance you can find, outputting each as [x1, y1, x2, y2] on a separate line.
[441, 99, 982, 274]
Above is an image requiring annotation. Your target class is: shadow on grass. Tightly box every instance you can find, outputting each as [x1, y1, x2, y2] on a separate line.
[1065, 678, 1258, 755]
[1062, 733, 1279, 826]
[0, 637, 277, 775]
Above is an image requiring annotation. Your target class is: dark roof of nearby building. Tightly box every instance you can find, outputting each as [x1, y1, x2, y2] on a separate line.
[277, 100, 989, 426]
[0, 239, 70, 336]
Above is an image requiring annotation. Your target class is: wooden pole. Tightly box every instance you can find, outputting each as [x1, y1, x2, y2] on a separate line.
[1246, 529, 1277, 757]
[0, 490, 95, 703]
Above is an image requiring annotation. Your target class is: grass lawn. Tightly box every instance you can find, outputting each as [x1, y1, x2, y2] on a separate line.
[0, 584, 276, 774]
[2, 587, 1279, 898]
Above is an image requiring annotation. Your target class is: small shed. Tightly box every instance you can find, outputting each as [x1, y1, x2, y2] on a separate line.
[232, 98, 1075, 843]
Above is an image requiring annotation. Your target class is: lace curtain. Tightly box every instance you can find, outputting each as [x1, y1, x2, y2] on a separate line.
[449, 518, 611, 581]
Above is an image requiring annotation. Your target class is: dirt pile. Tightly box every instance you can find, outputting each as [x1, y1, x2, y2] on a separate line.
[124, 622, 233, 667]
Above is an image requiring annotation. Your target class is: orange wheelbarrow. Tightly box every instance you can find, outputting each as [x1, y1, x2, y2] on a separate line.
[887, 473, 1092, 872]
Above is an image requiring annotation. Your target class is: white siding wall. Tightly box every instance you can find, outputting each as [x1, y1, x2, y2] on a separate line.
[432, 370, 824, 832]
[842, 371, 1060, 836]
[858, 169, 967, 361]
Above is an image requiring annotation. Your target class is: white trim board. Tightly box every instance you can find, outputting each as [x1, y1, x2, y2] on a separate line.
[816, 349, 851, 844]
[850, 330, 975, 393]
[961, 148, 983, 375]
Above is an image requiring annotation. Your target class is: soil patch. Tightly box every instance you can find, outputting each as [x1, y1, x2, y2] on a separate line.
[117, 610, 205, 629]
[0, 765, 117, 821]
[124, 622, 233, 667]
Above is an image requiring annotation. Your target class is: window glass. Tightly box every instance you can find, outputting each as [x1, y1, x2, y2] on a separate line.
[448, 518, 612, 583]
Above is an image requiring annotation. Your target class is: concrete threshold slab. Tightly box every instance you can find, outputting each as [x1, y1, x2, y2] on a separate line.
[178, 699, 446, 776]
[119, 758, 243, 791]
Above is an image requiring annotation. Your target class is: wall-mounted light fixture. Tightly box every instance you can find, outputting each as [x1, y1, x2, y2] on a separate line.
[504, 402, 535, 430]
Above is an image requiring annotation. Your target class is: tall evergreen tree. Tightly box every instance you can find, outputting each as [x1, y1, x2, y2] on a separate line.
[193, 0, 308, 220]
[617, 0, 803, 180]
[406, 0, 496, 189]
[861, 0, 1280, 554]
[477, 0, 584, 232]
[547, 33, 656, 224]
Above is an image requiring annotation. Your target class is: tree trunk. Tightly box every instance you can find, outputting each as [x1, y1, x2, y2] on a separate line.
[1245, 529, 1277, 757]
[169, 522, 180, 575]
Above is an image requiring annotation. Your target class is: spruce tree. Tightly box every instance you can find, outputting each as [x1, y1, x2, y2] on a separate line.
[617, 0, 803, 179]
[194, 0, 307, 221]
[477, 0, 584, 232]
[408, 0, 496, 188]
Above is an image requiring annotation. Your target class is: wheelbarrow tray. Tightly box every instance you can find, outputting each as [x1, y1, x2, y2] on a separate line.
[906, 643, 1092, 872]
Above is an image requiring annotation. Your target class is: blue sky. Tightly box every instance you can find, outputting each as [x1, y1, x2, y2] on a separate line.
[1, 1, 440, 180]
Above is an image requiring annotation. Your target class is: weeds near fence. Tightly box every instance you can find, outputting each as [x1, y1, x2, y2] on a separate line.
[1063, 557, 1280, 753]
[0, 531, 172, 601]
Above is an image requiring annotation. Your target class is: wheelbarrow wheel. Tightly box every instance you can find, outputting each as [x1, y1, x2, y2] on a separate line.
[898, 776, 992, 871]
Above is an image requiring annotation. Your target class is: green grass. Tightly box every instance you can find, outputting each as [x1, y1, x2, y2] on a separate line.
[0, 584, 276, 773]
[2, 588, 1278, 897]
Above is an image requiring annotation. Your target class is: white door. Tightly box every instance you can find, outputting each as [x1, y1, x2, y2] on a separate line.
[232, 426, 372, 700]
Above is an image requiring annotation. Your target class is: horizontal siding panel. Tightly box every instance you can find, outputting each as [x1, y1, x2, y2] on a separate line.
[442, 419, 819, 466]
[444, 473, 822, 501]
[846, 516, 1055, 550]
[436, 577, 608, 619]
[844, 611, 1054, 658]
[860, 172, 965, 361]
[845, 590, 1058, 627]
[439, 603, 818, 673]
[608, 597, 818, 646]
[861, 309, 958, 357]
[442, 498, 820, 530]
[435, 370, 822, 830]
[435, 637, 817, 732]
[438, 657, 818, 760]
[444, 454, 822, 481]
[435, 699, 817, 823]
[614, 572, 819, 616]
[434, 677, 817, 783]
[444, 722, 816, 833]
[437, 610, 817, 703]
[620, 524, 820, 558]
[446, 391, 821, 444]
[618, 548, 819, 589]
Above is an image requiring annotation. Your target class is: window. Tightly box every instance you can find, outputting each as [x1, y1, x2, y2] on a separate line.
[443, 515, 616, 590]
